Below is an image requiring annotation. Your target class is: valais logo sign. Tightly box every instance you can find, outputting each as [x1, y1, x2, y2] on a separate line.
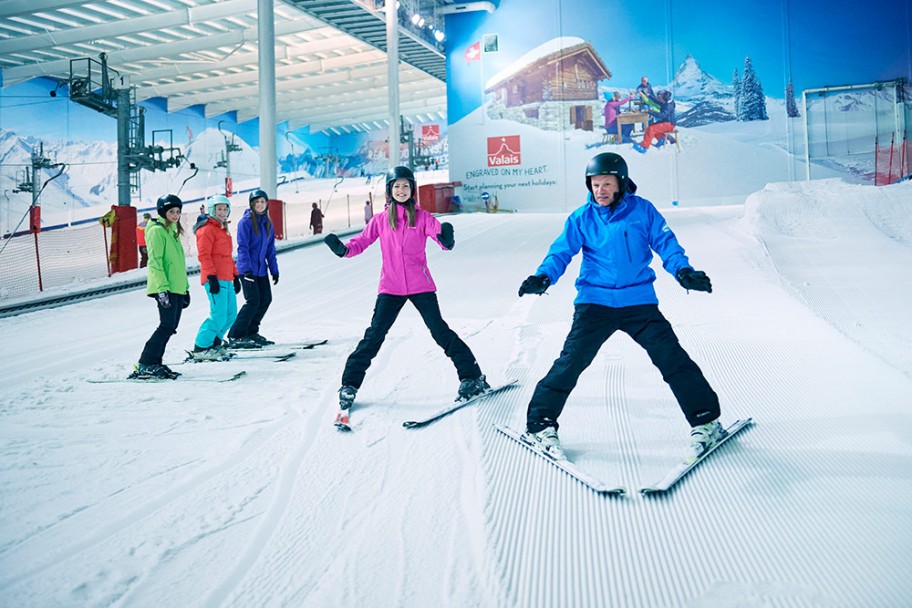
[487, 135, 521, 167]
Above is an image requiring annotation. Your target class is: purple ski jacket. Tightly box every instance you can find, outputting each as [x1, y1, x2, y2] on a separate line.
[343, 203, 447, 295]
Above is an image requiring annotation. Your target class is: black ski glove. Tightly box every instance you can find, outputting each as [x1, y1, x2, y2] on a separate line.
[156, 292, 171, 308]
[676, 267, 712, 293]
[233, 276, 241, 294]
[272, 275, 279, 286]
[438, 222, 455, 250]
[207, 275, 220, 294]
[182, 292, 191, 308]
[324, 234, 348, 258]
[518, 274, 551, 296]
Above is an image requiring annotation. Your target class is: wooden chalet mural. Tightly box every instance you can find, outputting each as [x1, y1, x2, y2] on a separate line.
[485, 39, 611, 132]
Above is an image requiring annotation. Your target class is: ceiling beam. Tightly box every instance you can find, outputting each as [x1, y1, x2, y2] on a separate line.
[0, 0, 260, 56]
[1, 16, 322, 86]
[1, 0, 91, 19]
[136, 48, 385, 99]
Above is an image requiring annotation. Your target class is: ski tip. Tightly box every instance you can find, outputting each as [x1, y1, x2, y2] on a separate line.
[402, 421, 419, 429]
[335, 423, 352, 432]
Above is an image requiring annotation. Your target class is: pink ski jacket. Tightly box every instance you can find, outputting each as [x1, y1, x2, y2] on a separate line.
[344, 204, 447, 295]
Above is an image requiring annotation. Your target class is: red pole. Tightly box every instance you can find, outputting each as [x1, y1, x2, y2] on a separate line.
[888, 132, 896, 184]
[33, 232, 43, 292]
[102, 223, 111, 277]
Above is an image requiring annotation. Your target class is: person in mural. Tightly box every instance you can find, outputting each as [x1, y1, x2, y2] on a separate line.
[364, 200, 373, 224]
[136, 212, 151, 268]
[228, 189, 279, 348]
[310, 202, 324, 234]
[632, 90, 676, 153]
[635, 75, 657, 111]
[130, 194, 190, 380]
[603, 90, 635, 142]
[189, 195, 239, 361]
[516, 152, 723, 460]
[322, 166, 489, 430]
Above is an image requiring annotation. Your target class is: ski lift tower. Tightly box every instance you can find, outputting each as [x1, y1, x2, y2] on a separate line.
[67, 52, 184, 207]
[214, 121, 242, 197]
[65, 53, 185, 272]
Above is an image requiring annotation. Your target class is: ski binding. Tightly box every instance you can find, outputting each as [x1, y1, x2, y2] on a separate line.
[496, 425, 626, 496]
[640, 418, 754, 495]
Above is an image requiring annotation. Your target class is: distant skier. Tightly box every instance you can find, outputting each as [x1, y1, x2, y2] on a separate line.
[228, 189, 279, 348]
[189, 195, 239, 361]
[136, 212, 151, 268]
[323, 165, 489, 430]
[130, 194, 190, 380]
[517, 152, 723, 459]
[309, 202, 324, 235]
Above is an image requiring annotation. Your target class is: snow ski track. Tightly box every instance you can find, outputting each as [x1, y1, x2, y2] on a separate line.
[0, 410, 297, 588]
[202, 389, 328, 607]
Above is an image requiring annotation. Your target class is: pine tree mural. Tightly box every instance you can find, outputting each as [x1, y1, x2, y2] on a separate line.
[732, 69, 742, 119]
[786, 80, 800, 117]
[738, 56, 768, 121]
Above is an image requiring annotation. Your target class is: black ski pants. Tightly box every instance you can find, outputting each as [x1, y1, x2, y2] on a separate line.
[229, 275, 273, 339]
[139, 293, 184, 365]
[341, 292, 482, 389]
[526, 303, 720, 433]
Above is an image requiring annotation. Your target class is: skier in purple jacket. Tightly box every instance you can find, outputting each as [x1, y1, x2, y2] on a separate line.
[323, 166, 488, 429]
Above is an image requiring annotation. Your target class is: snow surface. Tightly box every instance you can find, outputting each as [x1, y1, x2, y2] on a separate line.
[2, 178, 912, 607]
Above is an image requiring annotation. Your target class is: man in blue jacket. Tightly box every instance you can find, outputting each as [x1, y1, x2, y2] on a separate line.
[517, 152, 723, 460]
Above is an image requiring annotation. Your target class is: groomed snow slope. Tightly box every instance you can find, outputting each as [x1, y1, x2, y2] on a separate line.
[1, 179, 911, 607]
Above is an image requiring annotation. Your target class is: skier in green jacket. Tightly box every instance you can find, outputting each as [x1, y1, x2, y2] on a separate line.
[131, 194, 191, 380]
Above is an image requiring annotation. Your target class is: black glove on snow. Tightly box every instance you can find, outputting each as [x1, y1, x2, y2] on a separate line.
[324, 234, 348, 258]
[233, 276, 241, 294]
[676, 267, 712, 293]
[438, 222, 455, 250]
[518, 274, 551, 297]
[207, 275, 220, 294]
[272, 275, 279, 286]
[156, 292, 171, 308]
[182, 292, 191, 309]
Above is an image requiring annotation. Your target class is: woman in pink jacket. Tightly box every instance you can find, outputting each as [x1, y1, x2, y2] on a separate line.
[323, 166, 488, 430]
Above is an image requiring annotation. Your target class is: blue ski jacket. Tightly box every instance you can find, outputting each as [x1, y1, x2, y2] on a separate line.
[236, 209, 279, 278]
[535, 192, 692, 307]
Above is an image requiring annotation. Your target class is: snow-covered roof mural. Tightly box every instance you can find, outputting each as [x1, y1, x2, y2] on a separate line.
[484, 37, 610, 92]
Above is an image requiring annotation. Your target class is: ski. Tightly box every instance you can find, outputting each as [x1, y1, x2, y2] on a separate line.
[401, 380, 519, 428]
[89, 371, 247, 384]
[229, 351, 296, 362]
[640, 418, 754, 495]
[261, 339, 328, 350]
[495, 425, 626, 496]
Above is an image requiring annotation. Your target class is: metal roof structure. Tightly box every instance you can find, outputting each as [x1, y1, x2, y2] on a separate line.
[0, 0, 461, 135]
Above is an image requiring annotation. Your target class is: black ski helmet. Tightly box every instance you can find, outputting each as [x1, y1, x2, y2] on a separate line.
[385, 166, 416, 201]
[585, 152, 630, 195]
[249, 189, 269, 205]
[156, 194, 183, 217]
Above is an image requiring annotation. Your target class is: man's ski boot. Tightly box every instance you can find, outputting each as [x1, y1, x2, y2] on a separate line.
[129, 363, 178, 381]
[689, 420, 727, 457]
[335, 386, 357, 431]
[250, 333, 275, 346]
[227, 337, 262, 350]
[456, 375, 491, 402]
[523, 426, 565, 460]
